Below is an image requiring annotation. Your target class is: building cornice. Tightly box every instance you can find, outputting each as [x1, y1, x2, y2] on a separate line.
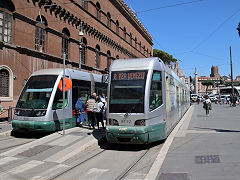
[110, 0, 153, 46]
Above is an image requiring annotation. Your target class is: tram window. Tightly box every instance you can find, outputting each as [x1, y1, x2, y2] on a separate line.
[52, 89, 68, 109]
[149, 71, 163, 111]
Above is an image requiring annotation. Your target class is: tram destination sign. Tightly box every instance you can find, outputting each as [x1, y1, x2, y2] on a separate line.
[112, 71, 147, 81]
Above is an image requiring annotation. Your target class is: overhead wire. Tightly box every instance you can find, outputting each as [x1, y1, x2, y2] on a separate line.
[135, 0, 203, 14]
[191, 7, 240, 51]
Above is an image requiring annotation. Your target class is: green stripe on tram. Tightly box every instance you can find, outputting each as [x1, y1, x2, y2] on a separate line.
[12, 117, 76, 133]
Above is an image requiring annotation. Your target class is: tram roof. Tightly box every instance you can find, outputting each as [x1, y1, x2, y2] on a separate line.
[110, 57, 165, 71]
[30, 68, 103, 82]
[111, 58, 188, 88]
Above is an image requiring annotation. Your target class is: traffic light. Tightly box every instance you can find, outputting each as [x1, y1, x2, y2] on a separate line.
[237, 22, 240, 37]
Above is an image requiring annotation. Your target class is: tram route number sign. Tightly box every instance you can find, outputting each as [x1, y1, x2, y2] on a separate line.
[58, 78, 72, 92]
[112, 71, 146, 81]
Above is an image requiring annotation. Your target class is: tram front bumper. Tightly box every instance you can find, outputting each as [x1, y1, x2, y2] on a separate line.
[106, 126, 149, 144]
[12, 120, 58, 133]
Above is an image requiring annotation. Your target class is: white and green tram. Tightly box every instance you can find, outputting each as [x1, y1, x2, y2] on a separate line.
[12, 68, 107, 133]
[106, 57, 190, 144]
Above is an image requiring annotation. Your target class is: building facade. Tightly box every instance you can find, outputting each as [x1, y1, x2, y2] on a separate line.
[0, 0, 153, 115]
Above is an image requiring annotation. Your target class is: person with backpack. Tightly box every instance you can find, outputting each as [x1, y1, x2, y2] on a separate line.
[85, 95, 96, 129]
[75, 97, 86, 127]
[94, 97, 105, 130]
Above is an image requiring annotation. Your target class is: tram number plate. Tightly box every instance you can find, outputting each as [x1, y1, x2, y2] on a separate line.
[121, 120, 131, 124]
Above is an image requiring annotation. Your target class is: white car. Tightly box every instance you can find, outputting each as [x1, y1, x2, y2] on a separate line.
[209, 95, 217, 102]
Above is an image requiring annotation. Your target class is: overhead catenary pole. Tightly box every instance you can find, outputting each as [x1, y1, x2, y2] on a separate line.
[63, 53, 66, 136]
[230, 46, 234, 96]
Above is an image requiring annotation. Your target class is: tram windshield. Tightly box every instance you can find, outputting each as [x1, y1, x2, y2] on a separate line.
[109, 70, 147, 113]
[16, 75, 58, 109]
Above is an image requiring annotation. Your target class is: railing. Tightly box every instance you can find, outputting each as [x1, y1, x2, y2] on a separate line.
[0, 106, 15, 123]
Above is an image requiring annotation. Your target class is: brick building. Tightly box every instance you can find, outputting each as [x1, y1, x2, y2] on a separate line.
[0, 0, 153, 115]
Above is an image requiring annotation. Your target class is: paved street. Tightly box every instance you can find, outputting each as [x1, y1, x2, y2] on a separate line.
[1, 103, 240, 179]
[157, 103, 240, 180]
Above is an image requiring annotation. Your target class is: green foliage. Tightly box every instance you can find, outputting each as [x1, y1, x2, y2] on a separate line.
[224, 81, 240, 86]
[153, 49, 177, 64]
[201, 80, 214, 86]
[201, 80, 214, 92]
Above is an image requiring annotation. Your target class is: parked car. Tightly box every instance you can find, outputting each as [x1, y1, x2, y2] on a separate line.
[209, 95, 218, 102]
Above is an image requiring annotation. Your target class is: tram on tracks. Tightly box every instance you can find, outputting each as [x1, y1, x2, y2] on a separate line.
[12, 68, 107, 133]
[106, 57, 190, 144]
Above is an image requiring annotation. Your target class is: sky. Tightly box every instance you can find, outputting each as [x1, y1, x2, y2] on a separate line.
[123, 0, 240, 78]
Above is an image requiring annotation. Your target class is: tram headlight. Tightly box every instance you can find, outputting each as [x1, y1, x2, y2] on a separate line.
[135, 119, 145, 126]
[35, 110, 47, 117]
[14, 109, 20, 116]
[108, 119, 119, 126]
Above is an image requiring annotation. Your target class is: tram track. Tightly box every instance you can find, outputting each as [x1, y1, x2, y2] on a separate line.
[114, 148, 150, 180]
[52, 140, 154, 180]
[0, 141, 33, 153]
[51, 149, 106, 180]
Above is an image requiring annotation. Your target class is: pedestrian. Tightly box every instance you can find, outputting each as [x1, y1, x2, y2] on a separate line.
[92, 92, 97, 100]
[94, 97, 105, 130]
[203, 95, 211, 116]
[229, 95, 233, 106]
[85, 95, 96, 129]
[99, 93, 106, 103]
[232, 94, 237, 107]
[75, 97, 86, 127]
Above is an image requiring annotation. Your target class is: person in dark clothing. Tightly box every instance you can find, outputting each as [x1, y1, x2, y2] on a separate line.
[232, 94, 237, 107]
[75, 97, 86, 127]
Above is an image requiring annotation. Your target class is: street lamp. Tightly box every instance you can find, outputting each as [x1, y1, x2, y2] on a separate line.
[79, 21, 84, 69]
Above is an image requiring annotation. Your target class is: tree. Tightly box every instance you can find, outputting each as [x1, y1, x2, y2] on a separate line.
[224, 81, 240, 86]
[153, 49, 177, 64]
[201, 80, 214, 93]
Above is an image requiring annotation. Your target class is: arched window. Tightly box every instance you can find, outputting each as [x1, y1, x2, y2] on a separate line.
[62, 28, 70, 59]
[116, 20, 119, 35]
[95, 44, 100, 68]
[96, 2, 101, 20]
[0, 0, 15, 43]
[107, 12, 111, 28]
[0, 69, 9, 97]
[35, 15, 47, 52]
[107, 50, 111, 70]
[123, 27, 126, 40]
[80, 37, 87, 66]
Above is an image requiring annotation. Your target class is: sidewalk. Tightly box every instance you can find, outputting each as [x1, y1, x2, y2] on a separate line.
[0, 126, 106, 179]
[158, 103, 240, 180]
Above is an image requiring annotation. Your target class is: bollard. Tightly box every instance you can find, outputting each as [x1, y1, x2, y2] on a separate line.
[8, 106, 12, 123]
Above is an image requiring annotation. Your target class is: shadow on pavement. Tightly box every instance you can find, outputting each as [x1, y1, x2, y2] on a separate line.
[194, 127, 240, 133]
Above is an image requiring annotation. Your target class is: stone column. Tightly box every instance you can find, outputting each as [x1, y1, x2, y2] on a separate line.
[194, 68, 198, 94]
